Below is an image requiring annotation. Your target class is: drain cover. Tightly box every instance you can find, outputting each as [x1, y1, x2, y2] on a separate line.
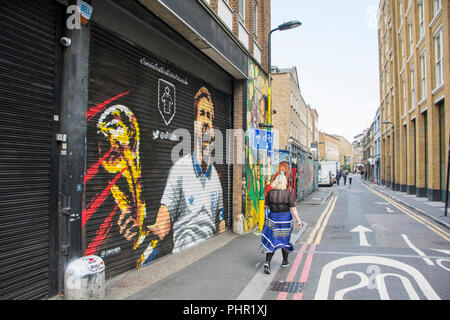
[269, 281, 304, 293]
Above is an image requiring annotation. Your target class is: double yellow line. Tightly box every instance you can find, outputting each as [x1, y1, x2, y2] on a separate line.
[307, 195, 338, 244]
[363, 184, 450, 242]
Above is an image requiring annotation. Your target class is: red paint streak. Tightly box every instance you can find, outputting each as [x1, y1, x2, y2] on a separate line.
[82, 168, 125, 228]
[84, 203, 119, 256]
[293, 244, 316, 300]
[86, 89, 134, 121]
[83, 149, 113, 184]
[277, 243, 308, 300]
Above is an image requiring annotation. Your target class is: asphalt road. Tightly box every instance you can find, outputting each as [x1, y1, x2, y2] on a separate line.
[126, 177, 450, 301]
[261, 177, 450, 300]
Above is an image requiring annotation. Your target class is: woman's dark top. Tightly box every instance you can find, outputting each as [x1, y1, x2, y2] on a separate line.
[265, 189, 295, 212]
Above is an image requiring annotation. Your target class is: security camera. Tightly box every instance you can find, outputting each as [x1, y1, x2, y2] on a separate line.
[60, 37, 72, 47]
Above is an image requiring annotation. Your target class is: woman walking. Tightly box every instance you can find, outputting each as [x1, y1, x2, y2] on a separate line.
[260, 174, 302, 274]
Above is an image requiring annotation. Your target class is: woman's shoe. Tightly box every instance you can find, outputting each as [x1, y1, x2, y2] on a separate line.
[263, 263, 271, 274]
[281, 261, 290, 268]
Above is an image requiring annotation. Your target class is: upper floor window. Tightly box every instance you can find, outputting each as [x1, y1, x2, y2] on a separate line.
[399, 0, 403, 17]
[433, 0, 442, 17]
[402, 77, 407, 115]
[400, 35, 405, 66]
[408, 19, 413, 56]
[410, 66, 415, 109]
[386, 64, 390, 88]
[418, 0, 425, 39]
[434, 28, 444, 88]
[420, 50, 426, 99]
[387, 98, 391, 121]
[238, 0, 245, 22]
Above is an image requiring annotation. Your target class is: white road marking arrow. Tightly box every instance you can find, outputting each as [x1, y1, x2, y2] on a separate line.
[386, 207, 394, 213]
[376, 202, 390, 205]
[351, 225, 373, 247]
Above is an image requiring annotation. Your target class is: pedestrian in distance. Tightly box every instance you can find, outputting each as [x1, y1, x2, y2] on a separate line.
[349, 172, 353, 185]
[260, 174, 302, 275]
[336, 171, 341, 186]
[343, 172, 347, 185]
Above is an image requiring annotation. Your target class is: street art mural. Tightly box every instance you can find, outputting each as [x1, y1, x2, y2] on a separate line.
[83, 25, 231, 277]
[245, 59, 269, 232]
[296, 155, 319, 201]
[269, 150, 291, 192]
[291, 166, 297, 201]
[84, 98, 160, 269]
[154, 87, 226, 254]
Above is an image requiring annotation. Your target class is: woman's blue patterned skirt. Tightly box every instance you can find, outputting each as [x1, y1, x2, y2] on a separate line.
[260, 210, 294, 254]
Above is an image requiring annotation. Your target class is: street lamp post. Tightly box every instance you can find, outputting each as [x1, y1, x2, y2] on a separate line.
[268, 21, 302, 127]
[257, 20, 302, 232]
[383, 121, 395, 190]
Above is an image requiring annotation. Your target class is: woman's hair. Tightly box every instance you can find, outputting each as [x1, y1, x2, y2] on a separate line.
[271, 174, 288, 190]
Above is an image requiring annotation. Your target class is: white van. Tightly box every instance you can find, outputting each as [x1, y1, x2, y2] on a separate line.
[319, 161, 339, 186]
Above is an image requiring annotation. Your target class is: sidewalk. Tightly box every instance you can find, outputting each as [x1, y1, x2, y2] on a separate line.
[361, 179, 450, 229]
[300, 187, 332, 205]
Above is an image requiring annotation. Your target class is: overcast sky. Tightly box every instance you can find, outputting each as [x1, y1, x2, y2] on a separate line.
[271, 0, 380, 143]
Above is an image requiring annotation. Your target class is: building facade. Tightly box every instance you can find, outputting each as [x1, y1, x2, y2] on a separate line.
[333, 135, 354, 172]
[271, 67, 311, 157]
[373, 107, 382, 184]
[270, 67, 318, 201]
[319, 132, 340, 162]
[0, 0, 271, 299]
[353, 133, 364, 173]
[363, 124, 375, 181]
[378, 0, 449, 200]
[310, 108, 320, 157]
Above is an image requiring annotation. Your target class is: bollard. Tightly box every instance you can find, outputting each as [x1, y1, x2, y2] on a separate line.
[64, 255, 105, 300]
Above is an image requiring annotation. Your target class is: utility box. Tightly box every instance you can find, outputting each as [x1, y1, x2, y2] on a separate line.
[64, 255, 105, 300]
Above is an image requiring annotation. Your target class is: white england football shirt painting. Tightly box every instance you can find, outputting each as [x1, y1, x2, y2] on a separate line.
[161, 153, 224, 253]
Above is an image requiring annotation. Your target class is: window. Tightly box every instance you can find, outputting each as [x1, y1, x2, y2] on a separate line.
[254, 0, 258, 40]
[435, 29, 443, 87]
[420, 51, 426, 99]
[238, 0, 245, 22]
[400, 36, 405, 66]
[408, 19, 413, 56]
[386, 64, 390, 88]
[399, 0, 403, 17]
[403, 78, 407, 115]
[434, 0, 442, 16]
[410, 66, 415, 109]
[418, 0, 424, 39]
[385, 34, 389, 56]
[387, 98, 391, 121]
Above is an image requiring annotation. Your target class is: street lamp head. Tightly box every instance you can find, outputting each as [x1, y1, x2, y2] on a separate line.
[382, 121, 393, 125]
[277, 20, 302, 31]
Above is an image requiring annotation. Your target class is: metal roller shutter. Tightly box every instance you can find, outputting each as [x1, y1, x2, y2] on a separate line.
[0, 0, 60, 299]
[84, 24, 233, 278]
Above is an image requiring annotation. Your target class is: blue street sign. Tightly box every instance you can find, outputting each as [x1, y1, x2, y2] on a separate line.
[253, 129, 264, 151]
[266, 130, 273, 154]
[253, 129, 273, 154]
